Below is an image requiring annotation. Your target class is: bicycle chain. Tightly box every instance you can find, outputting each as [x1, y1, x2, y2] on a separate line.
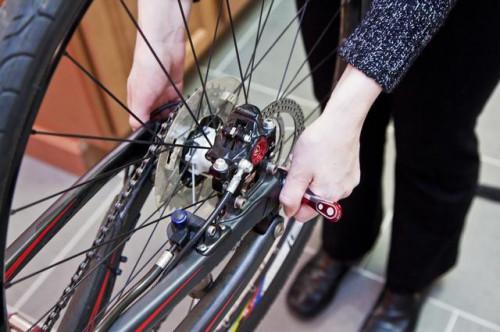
[40, 98, 303, 330]
[41, 117, 175, 331]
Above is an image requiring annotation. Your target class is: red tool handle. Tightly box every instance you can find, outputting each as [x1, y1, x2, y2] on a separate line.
[301, 189, 342, 222]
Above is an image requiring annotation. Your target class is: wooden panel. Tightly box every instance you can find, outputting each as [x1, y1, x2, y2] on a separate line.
[30, 29, 113, 175]
[77, 0, 138, 137]
[226, 0, 253, 19]
[185, 0, 224, 70]
[28, 0, 253, 174]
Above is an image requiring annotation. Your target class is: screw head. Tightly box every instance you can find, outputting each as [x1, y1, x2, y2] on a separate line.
[197, 244, 208, 252]
[213, 158, 228, 172]
[207, 225, 217, 237]
[234, 196, 248, 209]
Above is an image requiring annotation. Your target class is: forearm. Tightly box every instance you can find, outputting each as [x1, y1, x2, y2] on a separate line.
[339, 0, 457, 91]
[128, 0, 191, 129]
[322, 64, 382, 135]
[136, 0, 192, 50]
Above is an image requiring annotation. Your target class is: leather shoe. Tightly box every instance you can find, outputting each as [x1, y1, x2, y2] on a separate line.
[360, 287, 426, 332]
[286, 249, 350, 319]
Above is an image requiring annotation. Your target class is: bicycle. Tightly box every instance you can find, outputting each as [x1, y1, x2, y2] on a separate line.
[0, 0, 344, 330]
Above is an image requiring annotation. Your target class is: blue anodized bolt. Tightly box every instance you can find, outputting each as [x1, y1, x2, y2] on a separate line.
[171, 209, 188, 229]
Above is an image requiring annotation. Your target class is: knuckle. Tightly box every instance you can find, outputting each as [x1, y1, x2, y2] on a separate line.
[343, 189, 353, 199]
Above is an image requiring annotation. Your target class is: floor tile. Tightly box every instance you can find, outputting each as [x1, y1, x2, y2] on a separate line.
[258, 253, 382, 332]
[221, 0, 317, 103]
[415, 302, 452, 332]
[427, 195, 500, 325]
[453, 317, 499, 332]
[477, 83, 500, 160]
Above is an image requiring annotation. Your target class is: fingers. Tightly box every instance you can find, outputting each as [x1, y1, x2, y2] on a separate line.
[127, 76, 183, 131]
[129, 110, 151, 131]
[294, 205, 318, 222]
[279, 163, 311, 218]
[127, 76, 153, 131]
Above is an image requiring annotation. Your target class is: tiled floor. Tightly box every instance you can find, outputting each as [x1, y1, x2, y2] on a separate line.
[7, 0, 500, 331]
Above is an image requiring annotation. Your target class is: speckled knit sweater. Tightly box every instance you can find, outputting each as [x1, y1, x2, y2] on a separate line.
[339, 0, 457, 92]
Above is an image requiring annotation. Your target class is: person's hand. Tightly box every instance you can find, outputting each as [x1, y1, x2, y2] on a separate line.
[280, 65, 382, 222]
[127, 0, 192, 130]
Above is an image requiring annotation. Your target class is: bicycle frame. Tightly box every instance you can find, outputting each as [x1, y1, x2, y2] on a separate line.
[5, 126, 154, 283]
[106, 170, 286, 331]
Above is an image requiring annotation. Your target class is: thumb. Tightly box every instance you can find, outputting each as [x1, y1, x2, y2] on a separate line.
[279, 166, 311, 218]
[129, 111, 150, 131]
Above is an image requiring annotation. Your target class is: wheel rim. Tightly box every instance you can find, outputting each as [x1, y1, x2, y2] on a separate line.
[0, 0, 342, 329]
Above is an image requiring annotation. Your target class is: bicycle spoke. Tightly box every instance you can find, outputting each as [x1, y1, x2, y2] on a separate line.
[11, 141, 169, 215]
[225, 0, 248, 103]
[202, 0, 224, 88]
[63, 52, 163, 143]
[119, 149, 200, 289]
[239, 0, 311, 90]
[119, 0, 213, 148]
[190, 0, 225, 119]
[245, 0, 267, 100]
[10, 143, 177, 215]
[243, 0, 275, 79]
[7, 201, 167, 288]
[177, 0, 214, 117]
[25, 193, 215, 331]
[113, 155, 197, 303]
[280, 7, 340, 97]
[276, 2, 308, 100]
[114, 205, 167, 303]
[9, 155, 150, 215]
[283, 45, 339, 98]
[14, 193, 215, 293]
[30, 129, 209, 150]
[87, 190, 215, 329]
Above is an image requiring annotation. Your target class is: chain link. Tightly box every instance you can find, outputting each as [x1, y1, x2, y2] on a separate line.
[41, 117, 175, 331]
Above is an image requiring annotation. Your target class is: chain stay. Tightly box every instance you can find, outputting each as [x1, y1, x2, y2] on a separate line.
[41, 118, 175, 331]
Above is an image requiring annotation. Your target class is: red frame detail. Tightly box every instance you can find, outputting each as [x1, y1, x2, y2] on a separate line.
[5, 200, 75, 281]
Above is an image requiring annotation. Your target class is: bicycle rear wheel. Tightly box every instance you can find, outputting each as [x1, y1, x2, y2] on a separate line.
[0, 0, 338, 330]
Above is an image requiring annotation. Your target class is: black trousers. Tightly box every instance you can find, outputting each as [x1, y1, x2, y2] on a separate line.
[297, 0, 500, 292]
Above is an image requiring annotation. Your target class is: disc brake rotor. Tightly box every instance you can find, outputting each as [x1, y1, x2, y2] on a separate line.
[261, 98, 305, 166]
[154, 77, 243, 206]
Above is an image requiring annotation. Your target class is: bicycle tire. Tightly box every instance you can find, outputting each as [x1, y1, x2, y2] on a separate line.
[0, 0, 126, 329]
[0, 1, 315, 330]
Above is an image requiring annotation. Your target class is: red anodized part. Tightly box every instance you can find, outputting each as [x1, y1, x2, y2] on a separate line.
[250, 136, 268, 166]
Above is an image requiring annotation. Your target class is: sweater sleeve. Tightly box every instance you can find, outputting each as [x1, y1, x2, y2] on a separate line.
[338, 0, 457, 92]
